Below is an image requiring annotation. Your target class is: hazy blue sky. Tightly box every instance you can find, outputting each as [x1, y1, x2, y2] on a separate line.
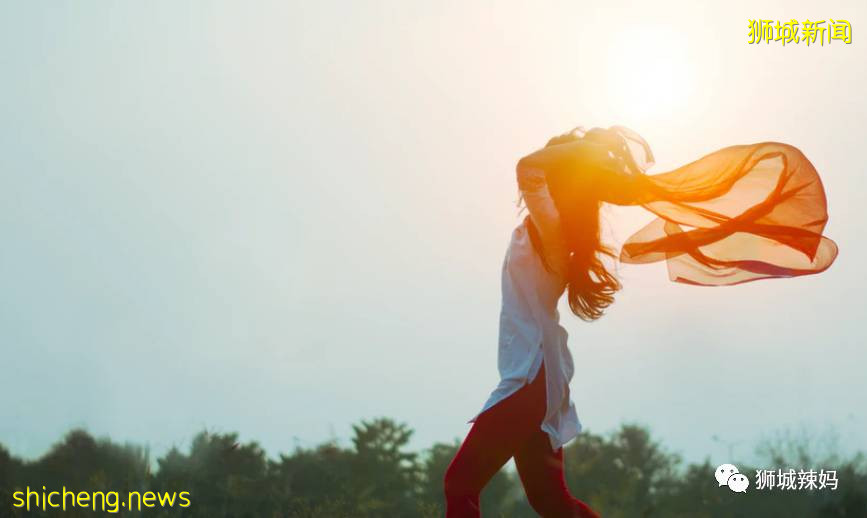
[2, 0, 865, 469]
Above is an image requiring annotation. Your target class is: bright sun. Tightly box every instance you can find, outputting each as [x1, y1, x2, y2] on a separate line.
[604, 25, 695, 124]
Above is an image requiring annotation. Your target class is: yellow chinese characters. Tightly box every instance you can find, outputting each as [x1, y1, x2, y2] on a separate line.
[829, 19, 853, 43]
[748, 18, 852, 45]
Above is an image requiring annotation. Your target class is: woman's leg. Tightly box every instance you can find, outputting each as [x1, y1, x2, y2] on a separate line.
[513, 428, 600, 518]
[443, 364, 548, 518]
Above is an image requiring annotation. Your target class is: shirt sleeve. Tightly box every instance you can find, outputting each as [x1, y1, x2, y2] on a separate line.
[516, 164, 569, 276]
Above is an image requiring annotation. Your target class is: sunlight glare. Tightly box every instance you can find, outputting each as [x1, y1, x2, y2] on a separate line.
[604, 25, 695, 126]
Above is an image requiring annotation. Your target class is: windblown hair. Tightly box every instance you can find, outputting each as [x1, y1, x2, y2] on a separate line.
[523, 127, 637, 322]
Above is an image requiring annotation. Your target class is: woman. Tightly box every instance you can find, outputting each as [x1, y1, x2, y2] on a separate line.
[442, 126, 838, 517]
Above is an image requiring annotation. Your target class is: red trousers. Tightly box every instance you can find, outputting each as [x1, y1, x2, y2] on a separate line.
[443, 362, 600, 518]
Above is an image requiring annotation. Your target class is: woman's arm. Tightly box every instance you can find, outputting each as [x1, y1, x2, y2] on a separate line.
[517, 140, 604, 189]
[518, 139, 647, 206]
[516, 162, 569, 276]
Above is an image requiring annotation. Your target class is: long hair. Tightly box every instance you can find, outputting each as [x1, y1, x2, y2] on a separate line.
[523, 126, 635, 322]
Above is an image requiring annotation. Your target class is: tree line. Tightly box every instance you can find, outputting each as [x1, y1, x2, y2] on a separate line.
[1, 418, 865, 517]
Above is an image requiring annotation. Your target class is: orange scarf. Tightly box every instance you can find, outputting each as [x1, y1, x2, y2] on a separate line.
[599, 127, 838, 285]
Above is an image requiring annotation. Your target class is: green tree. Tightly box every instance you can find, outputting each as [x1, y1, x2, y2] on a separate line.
[349, 417, 421, 516]
[152, 431, 268, 517]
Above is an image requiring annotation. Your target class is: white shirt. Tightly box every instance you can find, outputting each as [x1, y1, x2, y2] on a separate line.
[467, 166, 582, 452]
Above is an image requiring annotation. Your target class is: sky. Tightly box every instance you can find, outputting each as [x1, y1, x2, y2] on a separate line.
[1, 0, 865, 469]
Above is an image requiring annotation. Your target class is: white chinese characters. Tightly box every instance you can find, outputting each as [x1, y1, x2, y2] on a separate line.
[755, 469, 839, 491]
[715, 464, 839, 493]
